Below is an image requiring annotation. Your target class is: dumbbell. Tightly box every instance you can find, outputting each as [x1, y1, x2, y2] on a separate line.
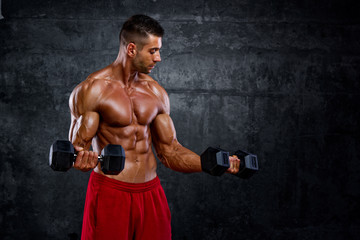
[49, 140, 125, 175]
[200, 147, 259, 179]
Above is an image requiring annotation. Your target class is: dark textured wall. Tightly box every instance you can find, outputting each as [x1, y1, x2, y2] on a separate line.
[1, 0, 360, 239]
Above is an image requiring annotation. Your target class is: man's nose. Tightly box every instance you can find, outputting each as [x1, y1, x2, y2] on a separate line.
[154, 52, 161, 62]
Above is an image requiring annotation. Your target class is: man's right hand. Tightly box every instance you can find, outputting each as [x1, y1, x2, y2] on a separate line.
[73, 146, 99, 172]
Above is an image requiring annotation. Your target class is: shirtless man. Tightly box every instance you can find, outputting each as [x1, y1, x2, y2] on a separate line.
[68, 15, 240, 240]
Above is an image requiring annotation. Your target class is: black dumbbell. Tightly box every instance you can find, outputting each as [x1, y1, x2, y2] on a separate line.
[200, 147, 259, 178]
[49, 140, 125, 175]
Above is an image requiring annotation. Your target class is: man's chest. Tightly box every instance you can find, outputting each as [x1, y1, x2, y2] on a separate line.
[99, 86, 161, 126]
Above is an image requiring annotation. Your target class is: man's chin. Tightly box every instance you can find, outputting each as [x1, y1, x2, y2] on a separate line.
[138, 69, 151, 74]
[145, 68, 154, 74]
[138, 66, 154, 74]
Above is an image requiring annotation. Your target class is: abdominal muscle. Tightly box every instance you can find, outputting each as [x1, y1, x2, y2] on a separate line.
[92, 122, 158, 183]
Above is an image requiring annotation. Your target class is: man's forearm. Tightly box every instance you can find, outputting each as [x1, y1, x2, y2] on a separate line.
[154, 140, 202, 173]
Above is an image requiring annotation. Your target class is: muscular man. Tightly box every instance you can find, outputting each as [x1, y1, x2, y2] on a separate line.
[69, 15, 240, 240]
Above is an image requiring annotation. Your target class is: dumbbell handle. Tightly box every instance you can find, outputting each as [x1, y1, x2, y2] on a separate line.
[73, 153, 104, 162]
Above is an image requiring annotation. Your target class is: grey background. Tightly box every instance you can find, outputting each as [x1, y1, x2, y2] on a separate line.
[1, 0, 360, 239]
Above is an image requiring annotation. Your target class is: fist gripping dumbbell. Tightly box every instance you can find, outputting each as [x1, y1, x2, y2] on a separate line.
[49, 140, 125, 175]
[200, 147, 259, 178]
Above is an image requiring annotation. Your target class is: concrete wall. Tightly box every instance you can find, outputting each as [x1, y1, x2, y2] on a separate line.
[1, 0, 359, 239]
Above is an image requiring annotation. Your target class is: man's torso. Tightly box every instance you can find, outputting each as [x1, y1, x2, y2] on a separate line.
[72, 66, 168, 183]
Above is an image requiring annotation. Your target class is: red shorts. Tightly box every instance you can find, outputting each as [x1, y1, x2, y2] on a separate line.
[81, 172, 172, 240]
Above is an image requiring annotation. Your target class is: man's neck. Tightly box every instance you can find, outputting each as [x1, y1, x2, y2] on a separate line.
[112, 54, 138, 88]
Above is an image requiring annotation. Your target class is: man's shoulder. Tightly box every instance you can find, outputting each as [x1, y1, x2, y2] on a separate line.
[69, 67, 112, 113]
[85, 67, 113, 87]
[138, 74, 170, 114]
[73, 67, 112, 94]
[138, 74, 167, 94]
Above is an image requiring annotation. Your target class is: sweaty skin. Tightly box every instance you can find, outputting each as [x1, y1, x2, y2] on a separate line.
[68, 34, 239, 183]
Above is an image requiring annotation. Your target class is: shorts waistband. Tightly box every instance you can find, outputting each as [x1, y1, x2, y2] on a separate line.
[90, 171, 160, 193]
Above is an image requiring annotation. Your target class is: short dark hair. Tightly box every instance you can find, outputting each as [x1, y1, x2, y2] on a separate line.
[119, 15, 164, 48]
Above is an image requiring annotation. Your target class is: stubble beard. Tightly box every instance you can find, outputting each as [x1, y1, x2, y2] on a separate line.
[133, 56, 151, 74]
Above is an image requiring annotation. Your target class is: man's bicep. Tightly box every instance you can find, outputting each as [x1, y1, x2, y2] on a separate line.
[69, 111, 100, 149]
[68, 88, 100, 148]
[151, 113, 177, 147]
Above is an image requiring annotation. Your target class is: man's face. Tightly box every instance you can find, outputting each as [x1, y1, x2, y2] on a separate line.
[133, 34, 162, 74]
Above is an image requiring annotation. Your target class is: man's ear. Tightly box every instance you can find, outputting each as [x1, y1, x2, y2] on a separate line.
[127, 43, 137, 57]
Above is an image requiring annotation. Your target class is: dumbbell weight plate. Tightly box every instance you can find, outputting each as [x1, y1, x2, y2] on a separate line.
[100, 144, 126, 175]
[234, 150, 259, 179]
[200, 147, 230, 176]
[49, 140, 75, 172]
